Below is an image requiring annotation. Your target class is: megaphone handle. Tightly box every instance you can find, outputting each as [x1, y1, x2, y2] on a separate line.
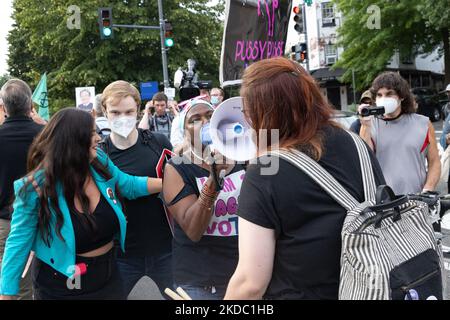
[211, 162, 225, 192]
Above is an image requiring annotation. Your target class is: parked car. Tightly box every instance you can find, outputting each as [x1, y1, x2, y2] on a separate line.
[332, 110, 358, 130]
[412, 87, 443, 122]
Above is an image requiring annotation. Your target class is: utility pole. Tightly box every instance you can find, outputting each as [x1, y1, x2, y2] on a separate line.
[302, 2, 310, 72]
[157, 0, 170, 88]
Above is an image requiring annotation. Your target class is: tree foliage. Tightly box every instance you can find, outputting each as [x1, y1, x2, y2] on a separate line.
[0, 74, 12, 88]
[333, 0, 450, 90]
[8, 0, 225, 111]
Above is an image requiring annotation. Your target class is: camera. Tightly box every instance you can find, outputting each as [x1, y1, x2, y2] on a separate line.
[359, 106, 385, 117]
[174, 59, 212, 101]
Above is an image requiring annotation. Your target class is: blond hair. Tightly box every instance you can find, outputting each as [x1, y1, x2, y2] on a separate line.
[102, 80, 141, 111]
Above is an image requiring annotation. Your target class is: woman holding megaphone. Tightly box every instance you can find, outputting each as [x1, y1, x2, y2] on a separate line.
[162, 99, 246, 300]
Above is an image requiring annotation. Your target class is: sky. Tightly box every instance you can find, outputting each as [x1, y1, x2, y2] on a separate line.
[0, 0, 224, 75]
[0, 0, 13, 75]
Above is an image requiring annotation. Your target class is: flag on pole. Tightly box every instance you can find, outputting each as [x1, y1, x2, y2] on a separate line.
[32, 73, 49, 121]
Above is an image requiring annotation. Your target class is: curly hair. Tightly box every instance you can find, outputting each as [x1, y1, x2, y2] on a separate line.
[370, 72, 415, 114]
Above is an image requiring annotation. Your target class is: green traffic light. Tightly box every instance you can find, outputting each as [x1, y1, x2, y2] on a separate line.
[165, 38, 174, 47]
[103, 27, 112, 37]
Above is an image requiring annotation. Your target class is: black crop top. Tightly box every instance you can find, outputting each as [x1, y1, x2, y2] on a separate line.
[70, 196, 120, 255]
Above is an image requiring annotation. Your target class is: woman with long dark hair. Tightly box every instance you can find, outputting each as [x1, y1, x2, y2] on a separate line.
[224, 57, 386, 300]
[0, 108, 161, 300]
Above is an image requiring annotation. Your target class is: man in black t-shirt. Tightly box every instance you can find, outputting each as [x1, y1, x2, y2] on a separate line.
[100, 81, 173, 299]
[0, 79, 44, 300]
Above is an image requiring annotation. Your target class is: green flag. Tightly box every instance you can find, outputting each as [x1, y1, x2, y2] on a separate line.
[32, 73, 49, 121]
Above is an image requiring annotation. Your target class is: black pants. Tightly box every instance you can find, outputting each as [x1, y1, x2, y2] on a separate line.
[32, 249, 124, 300]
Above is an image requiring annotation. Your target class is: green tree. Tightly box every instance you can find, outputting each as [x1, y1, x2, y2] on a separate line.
[419, 1, 450, 85]
[8, 0, 225, 111]
[0, 74, 12, 88]
[333, 0, 449, 90]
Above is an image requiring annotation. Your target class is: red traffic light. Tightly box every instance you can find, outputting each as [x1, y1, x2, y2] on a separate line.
[293, 6, 301, 14]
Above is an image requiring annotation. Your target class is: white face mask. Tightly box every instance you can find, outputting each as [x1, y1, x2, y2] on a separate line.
[376, 97, 400, 115]
[109, 116, 136, 139]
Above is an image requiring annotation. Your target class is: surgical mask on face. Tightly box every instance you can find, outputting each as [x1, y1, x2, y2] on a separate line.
[200, 122, 213, 146]
[376, 97, 400, 115]
[109, 116, 136, 139]
[211, 96, 220, 106]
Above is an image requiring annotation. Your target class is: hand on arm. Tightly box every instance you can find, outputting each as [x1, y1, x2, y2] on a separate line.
[147, 177, 162, 194]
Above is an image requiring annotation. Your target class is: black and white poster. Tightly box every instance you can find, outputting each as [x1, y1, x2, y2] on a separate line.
[220, 0, 293, 87]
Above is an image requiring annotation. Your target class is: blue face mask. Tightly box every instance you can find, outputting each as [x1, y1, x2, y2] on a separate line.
[211, 96, 220, 106]
[200, 122, 213, 146]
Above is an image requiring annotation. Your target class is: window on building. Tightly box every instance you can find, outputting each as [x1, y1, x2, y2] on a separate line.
[325, 44, 337, 65]
[322, 2, 336, 27]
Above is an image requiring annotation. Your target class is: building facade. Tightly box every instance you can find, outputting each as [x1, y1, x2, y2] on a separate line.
[286, 0, 445, 110]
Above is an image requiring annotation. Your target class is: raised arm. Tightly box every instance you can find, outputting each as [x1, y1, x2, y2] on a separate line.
[162, 163, 220, 242]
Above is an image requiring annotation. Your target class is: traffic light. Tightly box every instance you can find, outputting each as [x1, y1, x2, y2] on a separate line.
[299, 43, 308, 62]
[293, 6, 304, 33]
[305, 0, 313, 6]
[164, 21, 174, 48]
[291, 43, 307, 62]
[98, 8, 113, 40]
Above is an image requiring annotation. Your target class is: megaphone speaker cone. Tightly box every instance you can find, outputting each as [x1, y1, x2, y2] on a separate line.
[210, 97, 257, 162]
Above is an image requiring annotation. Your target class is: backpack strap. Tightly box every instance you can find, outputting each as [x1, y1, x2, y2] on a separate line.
[347, 132, 376, 203]
[270, 132, 377, 211]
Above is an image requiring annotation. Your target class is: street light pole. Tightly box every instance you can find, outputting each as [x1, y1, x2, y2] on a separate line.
[303, 2, 310, 72]
[157, 0, 170, 88]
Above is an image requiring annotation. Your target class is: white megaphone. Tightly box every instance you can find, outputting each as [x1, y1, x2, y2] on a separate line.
[210, 97, 257, 162]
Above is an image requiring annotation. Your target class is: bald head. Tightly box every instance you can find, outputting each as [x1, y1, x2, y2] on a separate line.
[0, 79, 32, 117]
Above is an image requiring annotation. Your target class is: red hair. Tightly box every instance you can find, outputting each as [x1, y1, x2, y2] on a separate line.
[241, 57, 335, 160]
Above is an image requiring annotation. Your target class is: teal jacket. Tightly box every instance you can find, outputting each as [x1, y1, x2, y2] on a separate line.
[0, 148, 150, 295]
